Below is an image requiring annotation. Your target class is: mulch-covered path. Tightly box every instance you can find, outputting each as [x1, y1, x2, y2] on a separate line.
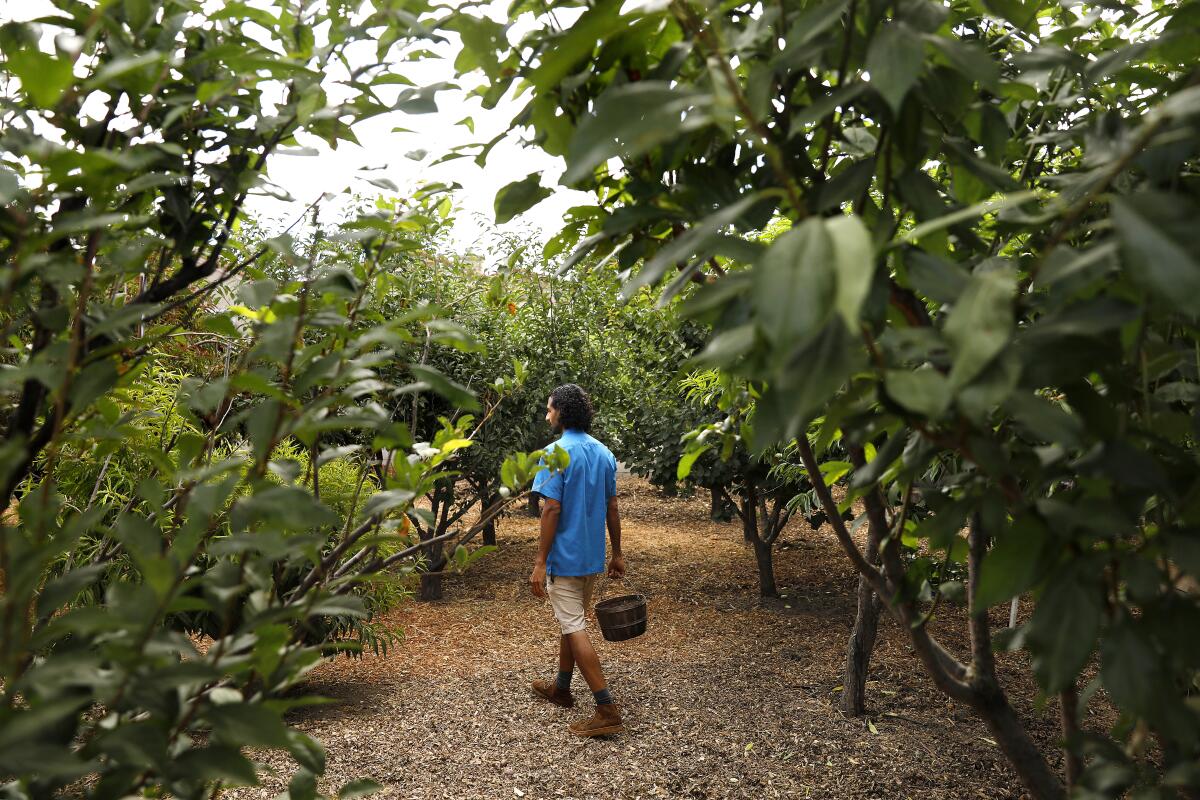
[236, 476, 1079, 799]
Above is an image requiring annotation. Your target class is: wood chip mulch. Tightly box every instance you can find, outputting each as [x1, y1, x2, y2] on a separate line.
[231, 476, 1090, 800]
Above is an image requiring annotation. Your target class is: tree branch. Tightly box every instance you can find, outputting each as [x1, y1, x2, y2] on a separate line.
[796, 437, 888, 595]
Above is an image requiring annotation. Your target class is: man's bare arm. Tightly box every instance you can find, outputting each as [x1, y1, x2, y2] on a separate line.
[606, 496, 625, 577]
[606, 496, 622, 554]
[529, 497, 561, 598]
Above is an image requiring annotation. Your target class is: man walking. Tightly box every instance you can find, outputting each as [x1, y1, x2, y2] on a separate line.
[529, 384, 626, 736]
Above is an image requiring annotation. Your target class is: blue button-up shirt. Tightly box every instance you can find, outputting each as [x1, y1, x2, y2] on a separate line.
[531, 429, 617, 577]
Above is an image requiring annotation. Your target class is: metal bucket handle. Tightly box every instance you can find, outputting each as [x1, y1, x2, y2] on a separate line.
[598, 567, 646, 601]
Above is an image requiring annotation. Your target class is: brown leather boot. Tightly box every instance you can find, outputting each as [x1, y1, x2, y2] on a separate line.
[568, 703, 624, 737]
[532, 679, 575, 708]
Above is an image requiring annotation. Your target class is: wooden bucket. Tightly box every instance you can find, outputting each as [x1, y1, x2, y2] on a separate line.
[595, 592, 648, 642]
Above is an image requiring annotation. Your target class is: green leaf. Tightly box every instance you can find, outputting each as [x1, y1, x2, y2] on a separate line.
[1113, 193, 1200, 314]
[944, 269, 1016, 389]
[309, 594, 367, 618]
[791, 82, 865, 130]
[406, 364, 480, 411]
[865, 23, 924, 114]
[954, 350, 1020, 423]
[754, 320, 856, 447]
[360, 489, 416, 519]
[628, 194, 766, 297]
[563, 82, 713, 184]
[677, 444, 712, 481]
[87, 51, 166, 87]
[751, 219, 835, 348]
[975, 515, 1051, 609]
[692, 323, 758, 368]
[204, 703, 292, 749]
[0, 696, 92, 752]
[779, 0, 851, 56]
[494, 173, 552, 224]
[983, 0, 1039, 32]
[231, 486, 339, 532]
[0, 165, 21, 203]
[340, 779, 384, 799]
[69, 359, 122, 413]
[1101, 620, 1163, 717]
[905, 251, 970, 304]
[909, 497, 970, 551]
[1036, 243, 1119, 288]
[449, 12, 507, 77]
[1004, 393, 1084, 448]
[439, 438, 473, 454]
[528, 3, 622, 89]
[928, 37, 999, 91]
[173, 745, 258, 785]
[36, 564, 107, 619]
[894, 192, 1037, 247]
[7, 46, 74, 107]
[394, 82, 454, 114]
[289, 769, 318, 800]
[849, 428, 908, 489]
[827, 215, 874, 330]
[1027, 565, 1102, 692]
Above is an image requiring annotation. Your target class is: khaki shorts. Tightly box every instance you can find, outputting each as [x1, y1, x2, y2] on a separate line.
[545, 574, 600, 635]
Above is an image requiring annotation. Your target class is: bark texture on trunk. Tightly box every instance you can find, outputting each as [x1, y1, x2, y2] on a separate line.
[419, 571, 442, 601]
[741, 485, 758, 542]
[967, 517, 1065, 800]
[753, 537, 777, 598]
[482, 493, 498, 546]
[969, 685, 1065, 800]
[709, 486, 733, 522]
[841, 567, 884, 715]
[419, 525, 445, 601]
[842, 449, 888, 716]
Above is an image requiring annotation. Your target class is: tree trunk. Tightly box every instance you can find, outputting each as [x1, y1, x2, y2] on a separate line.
[1060, 685, 1081, 791]
[800, 438, 1065, 800]
[709, 486, 732, 522]
[967, 515, 1066, 800]
[419, 571, 442, 601]
[969, 684, 1066, 800]
[842, 591, 884, 715]
[841, 493, 887, 716]
[741, 511, 755, 542]
[528, 492, 541, 518]
[482, 493, 497, 546]
[420, 537, 444, 601]
[753, 536, 778, 598]
[741, 484, 758, 542]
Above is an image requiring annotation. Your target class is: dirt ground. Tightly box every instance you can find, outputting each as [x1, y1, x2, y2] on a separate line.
[233, 476, 1079, 800]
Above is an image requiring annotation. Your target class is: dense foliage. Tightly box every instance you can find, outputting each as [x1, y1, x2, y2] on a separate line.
[373, 236, 701, 596]
[0, 3, 566, 798]
[5, 0, 1200, 797]
[450, 1, 1200, 797]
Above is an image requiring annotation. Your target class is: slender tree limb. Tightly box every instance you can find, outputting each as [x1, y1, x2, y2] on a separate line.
[796, 437, 889, 595]
[967, 514, 997, 679]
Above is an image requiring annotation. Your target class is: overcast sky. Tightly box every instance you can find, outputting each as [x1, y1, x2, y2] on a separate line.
[6, 1, 590, 257]
[248, 6, 591, 256]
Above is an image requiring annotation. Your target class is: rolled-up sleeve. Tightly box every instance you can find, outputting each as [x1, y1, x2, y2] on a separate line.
[605, 453, 617, 500]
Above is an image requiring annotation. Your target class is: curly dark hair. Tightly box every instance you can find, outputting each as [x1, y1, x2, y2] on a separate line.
[550, 384, 594, 432]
